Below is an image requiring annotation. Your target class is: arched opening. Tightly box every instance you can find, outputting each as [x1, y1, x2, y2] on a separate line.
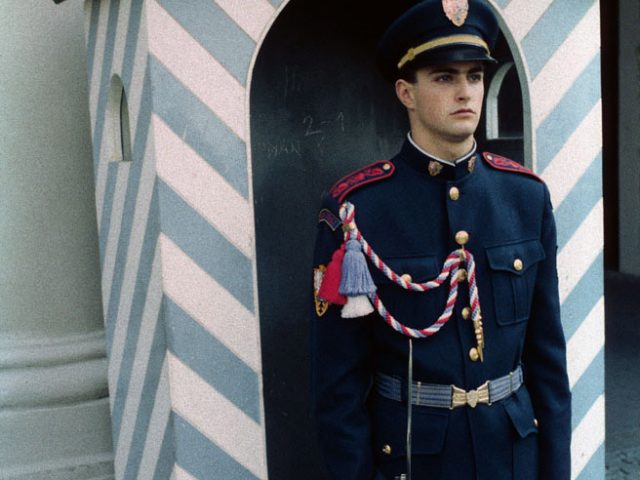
[249, 2, 529, 477]
[106, 75, 132, 163]
[476, 29, 528, 164]
[484, 62, 525, 157]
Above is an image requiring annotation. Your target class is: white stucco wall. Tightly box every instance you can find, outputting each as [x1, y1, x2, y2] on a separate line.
[0, 0, 113, 477]
[0, 1, 102, 338]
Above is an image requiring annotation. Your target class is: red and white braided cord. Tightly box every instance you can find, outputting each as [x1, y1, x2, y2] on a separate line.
[339, 201, 482, 338]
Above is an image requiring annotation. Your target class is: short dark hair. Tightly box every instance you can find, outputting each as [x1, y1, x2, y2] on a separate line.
[397, 66, 418, 83]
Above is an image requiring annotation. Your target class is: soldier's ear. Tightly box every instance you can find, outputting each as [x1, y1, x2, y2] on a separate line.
[395, 79, 416, 111]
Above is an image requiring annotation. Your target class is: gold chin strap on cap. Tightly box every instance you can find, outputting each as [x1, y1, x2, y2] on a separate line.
[397, 34, 490, 70]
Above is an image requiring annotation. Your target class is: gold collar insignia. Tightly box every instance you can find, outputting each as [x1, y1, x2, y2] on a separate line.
[428, 161, 444, 177]
[468, 155, 476, 173]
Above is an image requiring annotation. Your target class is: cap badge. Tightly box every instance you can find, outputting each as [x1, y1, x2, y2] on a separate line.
[442, 0, 469, 27]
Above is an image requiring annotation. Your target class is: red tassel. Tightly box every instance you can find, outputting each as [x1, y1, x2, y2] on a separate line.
[318, 244, 347, 305]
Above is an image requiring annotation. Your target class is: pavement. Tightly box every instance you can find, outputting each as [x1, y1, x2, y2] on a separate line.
[604, 271, 640, 479]
[606, 445, 640, 479]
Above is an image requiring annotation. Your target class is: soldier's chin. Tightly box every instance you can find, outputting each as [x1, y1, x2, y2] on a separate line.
[459, 125, 480, 139]
[444, 130, 476, 144]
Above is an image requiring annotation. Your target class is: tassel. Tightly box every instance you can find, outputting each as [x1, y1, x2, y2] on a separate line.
[339, 239, 377, 296]
[341, 295, 374, 318]
[318, 244, 347, 305]
[339, 239, 377, 318]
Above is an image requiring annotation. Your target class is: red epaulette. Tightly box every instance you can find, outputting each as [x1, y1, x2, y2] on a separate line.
[329, 160, 395, 202]
[482, 152, 543, 183]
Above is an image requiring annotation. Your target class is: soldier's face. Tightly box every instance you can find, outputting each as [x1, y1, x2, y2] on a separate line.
[397, 61, 485, 146]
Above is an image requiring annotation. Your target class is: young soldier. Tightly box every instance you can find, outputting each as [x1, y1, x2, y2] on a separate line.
[311, 1, 571, 479]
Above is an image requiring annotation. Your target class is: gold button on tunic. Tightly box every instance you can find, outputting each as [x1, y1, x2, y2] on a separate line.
[469, 348, 480, 362]
[455, 230, 469, 246]
[457, 269, 467, 282]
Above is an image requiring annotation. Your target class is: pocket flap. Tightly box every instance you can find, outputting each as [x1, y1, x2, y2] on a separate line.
[372, 397, 449, 459]
[370, 255, 439, 286]
[504, 388, 538, 438]
[412, 408, 450, 454]
[486, 240, 545, 276]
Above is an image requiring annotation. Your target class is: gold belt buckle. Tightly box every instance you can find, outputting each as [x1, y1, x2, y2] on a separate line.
[450, 381, 491, 409]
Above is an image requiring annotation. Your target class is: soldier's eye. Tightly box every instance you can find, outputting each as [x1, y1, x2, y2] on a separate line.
[435, 74, 452, 82]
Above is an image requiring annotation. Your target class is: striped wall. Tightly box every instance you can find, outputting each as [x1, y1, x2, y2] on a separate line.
[499, 1, 605, 478]
[84, 0, 270, 478]
[84, 0, 603, 478]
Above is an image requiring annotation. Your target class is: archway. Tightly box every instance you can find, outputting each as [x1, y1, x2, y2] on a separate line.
[249, 1, 528, 477]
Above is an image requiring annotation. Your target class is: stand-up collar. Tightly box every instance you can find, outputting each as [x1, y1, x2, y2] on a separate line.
[401, 135, 477, 181]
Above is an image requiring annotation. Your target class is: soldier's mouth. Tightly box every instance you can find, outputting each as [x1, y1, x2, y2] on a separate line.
[451, 109, 475, 115]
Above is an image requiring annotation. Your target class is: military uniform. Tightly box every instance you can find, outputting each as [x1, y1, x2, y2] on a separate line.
[310, 1, 571, 478]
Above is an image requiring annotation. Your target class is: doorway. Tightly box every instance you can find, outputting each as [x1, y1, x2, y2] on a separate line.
[249, 2, 526, 477]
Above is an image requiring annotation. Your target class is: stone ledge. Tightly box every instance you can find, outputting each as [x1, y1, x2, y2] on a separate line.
[0, 398, 114, 478]
[0, 357, 108, 408]
[0, 331, 108, 408]
[606, 444, 640, 479]
[0, 331, 106, 369]
[2, 458, 114, 480]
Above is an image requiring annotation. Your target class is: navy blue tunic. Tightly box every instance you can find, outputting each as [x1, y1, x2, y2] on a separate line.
[311, 140, 571, 479]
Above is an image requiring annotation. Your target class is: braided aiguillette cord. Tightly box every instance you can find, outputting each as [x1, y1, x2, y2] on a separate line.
[339, 202, 482, 338]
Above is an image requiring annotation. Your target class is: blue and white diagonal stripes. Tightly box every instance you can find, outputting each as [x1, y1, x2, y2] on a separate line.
[85, 1, 605, 479]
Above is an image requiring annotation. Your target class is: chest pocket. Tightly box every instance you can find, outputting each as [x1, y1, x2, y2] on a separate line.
[486, 240, 545, 325]
[369, 255, 440, 287]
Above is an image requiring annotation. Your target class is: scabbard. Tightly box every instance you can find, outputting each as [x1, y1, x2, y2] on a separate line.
[405, 338, 413, 480]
